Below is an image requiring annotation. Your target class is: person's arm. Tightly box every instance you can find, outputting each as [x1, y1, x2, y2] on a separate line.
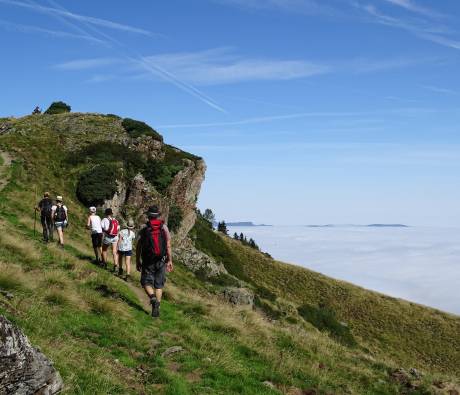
[51, 207, 55, 224]
[117, 231, 123, 251]
[86, 215, 91, 230]
[163, 225, 173, 272]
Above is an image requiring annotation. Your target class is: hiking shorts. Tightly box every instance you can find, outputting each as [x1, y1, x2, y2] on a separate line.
[103, 235, 118, 246]
[91, 233, 103, 248]
[118, 250, 133, 257]
[141, 260, 166, 289]
[55, 221, 66, 229]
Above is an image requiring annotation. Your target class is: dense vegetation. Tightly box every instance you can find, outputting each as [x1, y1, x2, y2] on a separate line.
[76, 165, 119, 206]
[121, 117, 163, 141]
[167, 205, 183, 233]
[45, 101, 71, 115]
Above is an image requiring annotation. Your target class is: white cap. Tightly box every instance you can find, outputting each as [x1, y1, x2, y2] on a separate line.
[56, 195, 63, 201]
[89, 206, 97, 213]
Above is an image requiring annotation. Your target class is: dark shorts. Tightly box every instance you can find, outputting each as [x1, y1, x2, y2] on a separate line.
[141, 259, 166, 289]
[118, 250, 132, 257]
[91, 233, 103, 248]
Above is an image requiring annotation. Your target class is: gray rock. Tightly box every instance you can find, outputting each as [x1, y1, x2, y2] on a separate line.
[0, 315, 63, 394]
[262, 380, 276, 389]
[161, 346, 184, 358]
[409, 367, 422, 379]
[223, 287, 254, 307]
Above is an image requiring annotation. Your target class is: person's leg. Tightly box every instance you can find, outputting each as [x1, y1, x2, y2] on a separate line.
[47, 217, 54, 241]
[155, 288, 163, 302]
[151, 264, 166, 317]
[40, 216, 47, 242]
[125, 256, 131, 276]
[57, 226, 64, 246]
[101, 244, 109, 267]
[111, 242, 119, 272]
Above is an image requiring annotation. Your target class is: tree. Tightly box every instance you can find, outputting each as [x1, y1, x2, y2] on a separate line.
[239, 232, 244, 241]
[44, 101, 71, 115]
[233, 232, 239, 239]
[203, 209, 215, 227]
[217, 221, 228, 235]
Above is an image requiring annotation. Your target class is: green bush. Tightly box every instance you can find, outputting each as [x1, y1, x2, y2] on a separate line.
[297, 304, 357, 347]
[167, 205, 183, 233]
[76, 165, 119, 206]
[143, 161, 182, 192]
[122, 118, 163, 141]
[45, 101, 71, 114]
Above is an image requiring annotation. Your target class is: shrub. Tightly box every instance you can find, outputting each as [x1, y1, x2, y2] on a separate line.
[122, 118, 163, 141]
[143, 161, 182, 192]
[76, 164, 119, 206]
[45, 101, 71, 114]
[167, 205, 183, 233]
[297, 304, 357, 347]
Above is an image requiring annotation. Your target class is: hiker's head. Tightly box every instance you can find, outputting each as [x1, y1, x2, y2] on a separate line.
[147, 205, 160, 219]
[56, 195, 63, 203]
[43, 192, 50, 198]
[127, 219, 135, 229]
[89, 206, 97, 214]
[105, 208, 113, 217]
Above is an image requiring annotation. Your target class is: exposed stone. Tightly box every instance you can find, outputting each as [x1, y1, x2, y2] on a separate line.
[262, 380, 276, 389]
[103, 179, 127, 218]
[173, 238, 228, 278]
[161, 346, 184, 358]
[409, 367, 421, 379]
[0, 315, 63, 394]
[390, 368, 412, 387]
[223, 287, 254, 307]
[126, 135, 164, 161]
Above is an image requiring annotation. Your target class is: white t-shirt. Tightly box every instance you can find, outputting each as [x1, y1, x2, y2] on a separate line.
[118, 229, 135, 252]
[101, 217, 112, 232]
[52, 205, 68, 222]
[88, 214, 102, 234]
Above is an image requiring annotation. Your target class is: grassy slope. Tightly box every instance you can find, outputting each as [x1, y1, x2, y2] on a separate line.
[192, 217, 460, 377]
[0, 113, 458, 394]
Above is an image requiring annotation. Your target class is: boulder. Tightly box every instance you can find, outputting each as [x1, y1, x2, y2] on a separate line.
[0, 315, 63, 394]
[223, 287, 254, 307]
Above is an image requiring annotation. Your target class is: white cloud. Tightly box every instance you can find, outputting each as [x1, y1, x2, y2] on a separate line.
[382, 0, 445, 19]
[421, 85, 458, 95]
[0, 0, 155, 36]
[0, 19, 105, 43]
[54, 58, 120, 70]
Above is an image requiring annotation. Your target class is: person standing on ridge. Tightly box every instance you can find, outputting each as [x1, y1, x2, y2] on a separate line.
[117, 219, 136, 281]
[86, 207, 103, 264]
[36, 192, 53, 243]
[101, 208, 119, 271]
[51, 196, 68, 248]
[136, 206, 173, 318]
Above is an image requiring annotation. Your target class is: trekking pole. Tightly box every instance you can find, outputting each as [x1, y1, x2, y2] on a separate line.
[33, 185, 37, 237]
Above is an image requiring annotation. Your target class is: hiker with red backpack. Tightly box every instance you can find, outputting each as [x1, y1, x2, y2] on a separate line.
[36, 192, 53, 243]
[101, 208, 120, 272]
[51, 195, 68, 248]
[136, 206, 173, 318]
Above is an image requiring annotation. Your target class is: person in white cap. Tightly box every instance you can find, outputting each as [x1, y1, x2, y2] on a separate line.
[117, 219, 136, 281]
[51, 195, 68, 248]
[86, 206, 103, 264]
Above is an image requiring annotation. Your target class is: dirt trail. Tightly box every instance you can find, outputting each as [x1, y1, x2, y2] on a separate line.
[0, 150, 12, 191]
[126, 278, 151, 312]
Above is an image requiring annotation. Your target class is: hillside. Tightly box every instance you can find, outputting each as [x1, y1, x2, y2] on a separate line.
[0, 111, 459, 395]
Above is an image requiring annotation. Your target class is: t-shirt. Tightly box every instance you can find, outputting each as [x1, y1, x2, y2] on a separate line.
[38, 198, 53, 217]
[118, 229, 135, 252]
[52, 205, 68, 222]
[101, 217, 119, 237]
[88, 214, 102, 234]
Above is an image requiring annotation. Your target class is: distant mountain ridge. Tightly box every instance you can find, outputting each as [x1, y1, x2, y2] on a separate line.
[226, 221, 272, 227]
[305, 224, 409, 228]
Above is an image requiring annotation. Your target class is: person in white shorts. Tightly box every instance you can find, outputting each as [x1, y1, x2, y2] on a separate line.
[117, 219, 136, 281]
[86, 207, 103, 264]
[51, 195, 68, 248]
[101, 208, 119, 271]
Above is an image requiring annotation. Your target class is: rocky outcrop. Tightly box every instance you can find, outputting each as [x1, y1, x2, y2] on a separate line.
[173, 238, 227, 278]
[125, 135, 164, 161]
[222, 288, 254, 307]
[167, 158, 206, 244]
[102, 180, 127, 218]
[0, 315, 63, 394]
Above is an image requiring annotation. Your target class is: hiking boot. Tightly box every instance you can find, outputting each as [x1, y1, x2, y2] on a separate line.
[124, 274, 131, 282]
[151, 297, 160, 318]
[118, 267, 123, 276]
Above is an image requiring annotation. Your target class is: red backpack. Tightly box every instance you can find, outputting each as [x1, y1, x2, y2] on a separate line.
[141, 219, 167, 263]
[107, 218, 119, 237]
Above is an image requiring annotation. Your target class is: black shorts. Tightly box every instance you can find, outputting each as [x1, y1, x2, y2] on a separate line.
[91, 233, 103, 248]
[141, 259, 166, 289]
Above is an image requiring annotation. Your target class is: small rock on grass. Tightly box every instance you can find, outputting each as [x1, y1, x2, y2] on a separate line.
[161, 346, 183, 357]
[262, 381, 276, 389]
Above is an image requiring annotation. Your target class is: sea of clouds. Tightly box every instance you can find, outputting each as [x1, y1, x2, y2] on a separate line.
[228, 225, 460, 315]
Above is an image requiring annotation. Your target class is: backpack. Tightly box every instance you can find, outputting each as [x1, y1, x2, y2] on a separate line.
[141, 219, 167, 264]
[106, 218, 119, 237]
[54, 205, 67, 222]
[41, 198, 53, 217]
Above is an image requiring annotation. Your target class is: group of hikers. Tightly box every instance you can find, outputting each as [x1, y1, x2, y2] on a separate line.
[36, 193, 173, 317]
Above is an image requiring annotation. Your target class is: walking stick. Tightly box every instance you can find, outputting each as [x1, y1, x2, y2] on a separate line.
[33, 185, 37, 237]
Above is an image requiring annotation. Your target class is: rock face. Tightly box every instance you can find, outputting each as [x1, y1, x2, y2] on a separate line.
[173, 239, 227, 278]
[0, 315, 63, 394]
[223, 288, 254, 307]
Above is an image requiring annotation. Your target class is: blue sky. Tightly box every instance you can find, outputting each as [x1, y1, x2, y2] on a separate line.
[1, 0, 459, 226]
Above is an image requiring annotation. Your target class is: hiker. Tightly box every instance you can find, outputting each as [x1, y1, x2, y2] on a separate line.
[101, 208, 119, 271]
[136, 206, 173, 318]
[32, 106, 41, 115]
[86, 207, 103, 264]
[51, 196, 68, 247]
[36, 192, 53, 243]
[117, 219, 136, 281]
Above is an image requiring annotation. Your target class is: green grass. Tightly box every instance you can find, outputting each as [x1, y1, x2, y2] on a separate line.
[0, 112, 458, 394]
